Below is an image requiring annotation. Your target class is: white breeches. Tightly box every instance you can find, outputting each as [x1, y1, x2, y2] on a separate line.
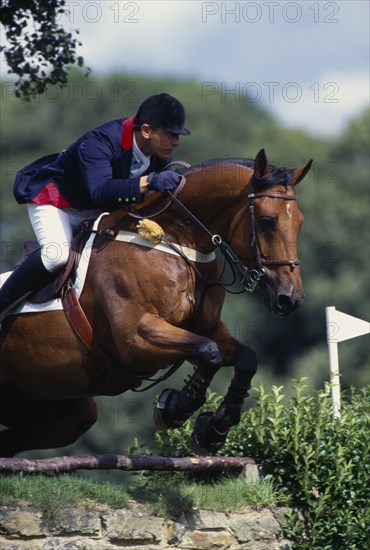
[27, 204, 102, 272]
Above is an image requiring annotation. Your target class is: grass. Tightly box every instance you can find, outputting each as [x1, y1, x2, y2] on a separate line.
[0, 474, 130, 517]
[130, 474, 288, 517]
[0, 472, 288, 518]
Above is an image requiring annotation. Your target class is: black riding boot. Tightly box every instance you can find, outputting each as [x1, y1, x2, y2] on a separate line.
[0, 248, 56, 317]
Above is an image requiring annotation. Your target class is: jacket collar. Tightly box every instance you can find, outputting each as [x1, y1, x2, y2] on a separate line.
[120, 116, 135, 150]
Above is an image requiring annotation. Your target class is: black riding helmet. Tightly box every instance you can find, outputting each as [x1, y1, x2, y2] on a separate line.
[134, 93, 191, 136]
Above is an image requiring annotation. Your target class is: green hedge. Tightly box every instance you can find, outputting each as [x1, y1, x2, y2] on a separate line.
[155, 379, 370, 549]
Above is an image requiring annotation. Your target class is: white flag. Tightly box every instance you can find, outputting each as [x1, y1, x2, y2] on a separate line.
[326, 306, 370, 343]
[326, 306, 369, 419]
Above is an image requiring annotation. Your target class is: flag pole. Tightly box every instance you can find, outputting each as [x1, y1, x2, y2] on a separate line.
[326, 306, 341, 419]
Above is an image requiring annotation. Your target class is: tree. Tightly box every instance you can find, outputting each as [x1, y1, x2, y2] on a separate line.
[0, 0, 87, 100]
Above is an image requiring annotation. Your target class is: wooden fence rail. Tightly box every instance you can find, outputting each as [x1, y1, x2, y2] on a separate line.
[0, 455, 258, 475]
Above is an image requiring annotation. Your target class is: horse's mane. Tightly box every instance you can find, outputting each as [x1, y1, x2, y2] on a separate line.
[181, 157, 290, 190]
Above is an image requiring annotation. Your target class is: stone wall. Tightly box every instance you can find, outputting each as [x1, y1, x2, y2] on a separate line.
[0, 503, 294, 550]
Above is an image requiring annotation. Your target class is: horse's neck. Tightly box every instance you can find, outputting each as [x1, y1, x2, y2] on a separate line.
[176, 164, 252, 237]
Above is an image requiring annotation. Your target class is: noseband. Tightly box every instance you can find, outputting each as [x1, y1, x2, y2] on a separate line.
[248, 189, 301, 275]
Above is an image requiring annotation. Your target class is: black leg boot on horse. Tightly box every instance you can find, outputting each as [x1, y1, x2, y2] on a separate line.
[191, 345, 258, 455]
[0, 248, 56, 323]
[154, 364, 220, 430]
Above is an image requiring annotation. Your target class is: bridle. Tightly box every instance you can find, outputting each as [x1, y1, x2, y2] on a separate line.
[247, 187, 301, 275]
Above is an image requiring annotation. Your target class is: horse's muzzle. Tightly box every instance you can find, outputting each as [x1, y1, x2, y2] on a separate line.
[260, 274, 305, 317]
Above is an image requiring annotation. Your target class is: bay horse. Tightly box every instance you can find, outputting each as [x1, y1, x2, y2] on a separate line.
[0, 149, 312, 457]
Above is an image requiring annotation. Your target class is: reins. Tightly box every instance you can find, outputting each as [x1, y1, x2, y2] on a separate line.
[163, 191, 263, 294]
[115, 160, 264, 294]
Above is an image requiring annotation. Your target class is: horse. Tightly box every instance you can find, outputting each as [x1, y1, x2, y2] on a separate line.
[0, 149, 312, 457]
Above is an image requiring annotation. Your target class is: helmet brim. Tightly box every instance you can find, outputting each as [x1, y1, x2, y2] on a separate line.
[161, 126, 191, 136]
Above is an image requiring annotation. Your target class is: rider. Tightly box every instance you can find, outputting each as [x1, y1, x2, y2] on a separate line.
[0, 92, 191, 316]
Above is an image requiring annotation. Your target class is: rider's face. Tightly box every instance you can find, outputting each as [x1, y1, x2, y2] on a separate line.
[138, 125, 180, 159]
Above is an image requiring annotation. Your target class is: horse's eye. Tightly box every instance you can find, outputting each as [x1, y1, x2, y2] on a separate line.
[259, 216, 276, 232]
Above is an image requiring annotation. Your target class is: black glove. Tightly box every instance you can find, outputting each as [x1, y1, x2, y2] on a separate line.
[147, 171, 181, 193]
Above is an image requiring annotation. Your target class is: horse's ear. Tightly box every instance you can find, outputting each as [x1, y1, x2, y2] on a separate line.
[254, 149, 270, 179]
[290, 159, 313, 186]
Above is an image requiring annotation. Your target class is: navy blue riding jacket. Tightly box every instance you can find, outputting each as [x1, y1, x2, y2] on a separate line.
[13, 117, 169, 211]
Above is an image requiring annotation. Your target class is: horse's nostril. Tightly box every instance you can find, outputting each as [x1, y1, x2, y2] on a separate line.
[277, 294, 293, 313]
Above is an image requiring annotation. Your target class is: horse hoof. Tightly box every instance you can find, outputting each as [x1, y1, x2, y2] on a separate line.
[190, 412, 228, 456]
[153, 388, 188, 430]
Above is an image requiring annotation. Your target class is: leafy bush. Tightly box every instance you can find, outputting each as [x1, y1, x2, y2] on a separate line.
[155, 379, 370, 549]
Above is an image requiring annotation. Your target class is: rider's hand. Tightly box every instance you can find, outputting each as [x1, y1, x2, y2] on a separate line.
[147, 171, 181, 193]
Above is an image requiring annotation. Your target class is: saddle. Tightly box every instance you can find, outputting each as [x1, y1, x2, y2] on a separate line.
[25, 219, 93, 304]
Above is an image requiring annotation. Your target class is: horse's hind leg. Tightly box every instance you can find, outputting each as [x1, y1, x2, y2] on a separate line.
[0, 395, 97, 457]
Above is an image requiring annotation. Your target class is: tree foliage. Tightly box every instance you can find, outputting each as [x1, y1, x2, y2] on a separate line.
[0, 0, 86, 99]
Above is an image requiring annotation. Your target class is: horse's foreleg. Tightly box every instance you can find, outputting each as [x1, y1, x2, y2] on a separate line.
[0, 397, 97, 457]
[191, 343, 258, 455]
[154, 363, 220, 430]
[136, 313, 224, 430]
[137, 313, 224, 367]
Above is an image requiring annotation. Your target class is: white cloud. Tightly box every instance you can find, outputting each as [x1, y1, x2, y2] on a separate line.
[268, 73, 369, 135]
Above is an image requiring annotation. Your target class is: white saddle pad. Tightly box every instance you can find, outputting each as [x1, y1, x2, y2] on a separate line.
[0, 214, 104, 316]
[0, 212, 217, 317]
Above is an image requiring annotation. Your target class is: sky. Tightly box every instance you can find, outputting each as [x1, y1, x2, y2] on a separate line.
[0, 1, 369, 136]
[52, 0, 370, 137]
